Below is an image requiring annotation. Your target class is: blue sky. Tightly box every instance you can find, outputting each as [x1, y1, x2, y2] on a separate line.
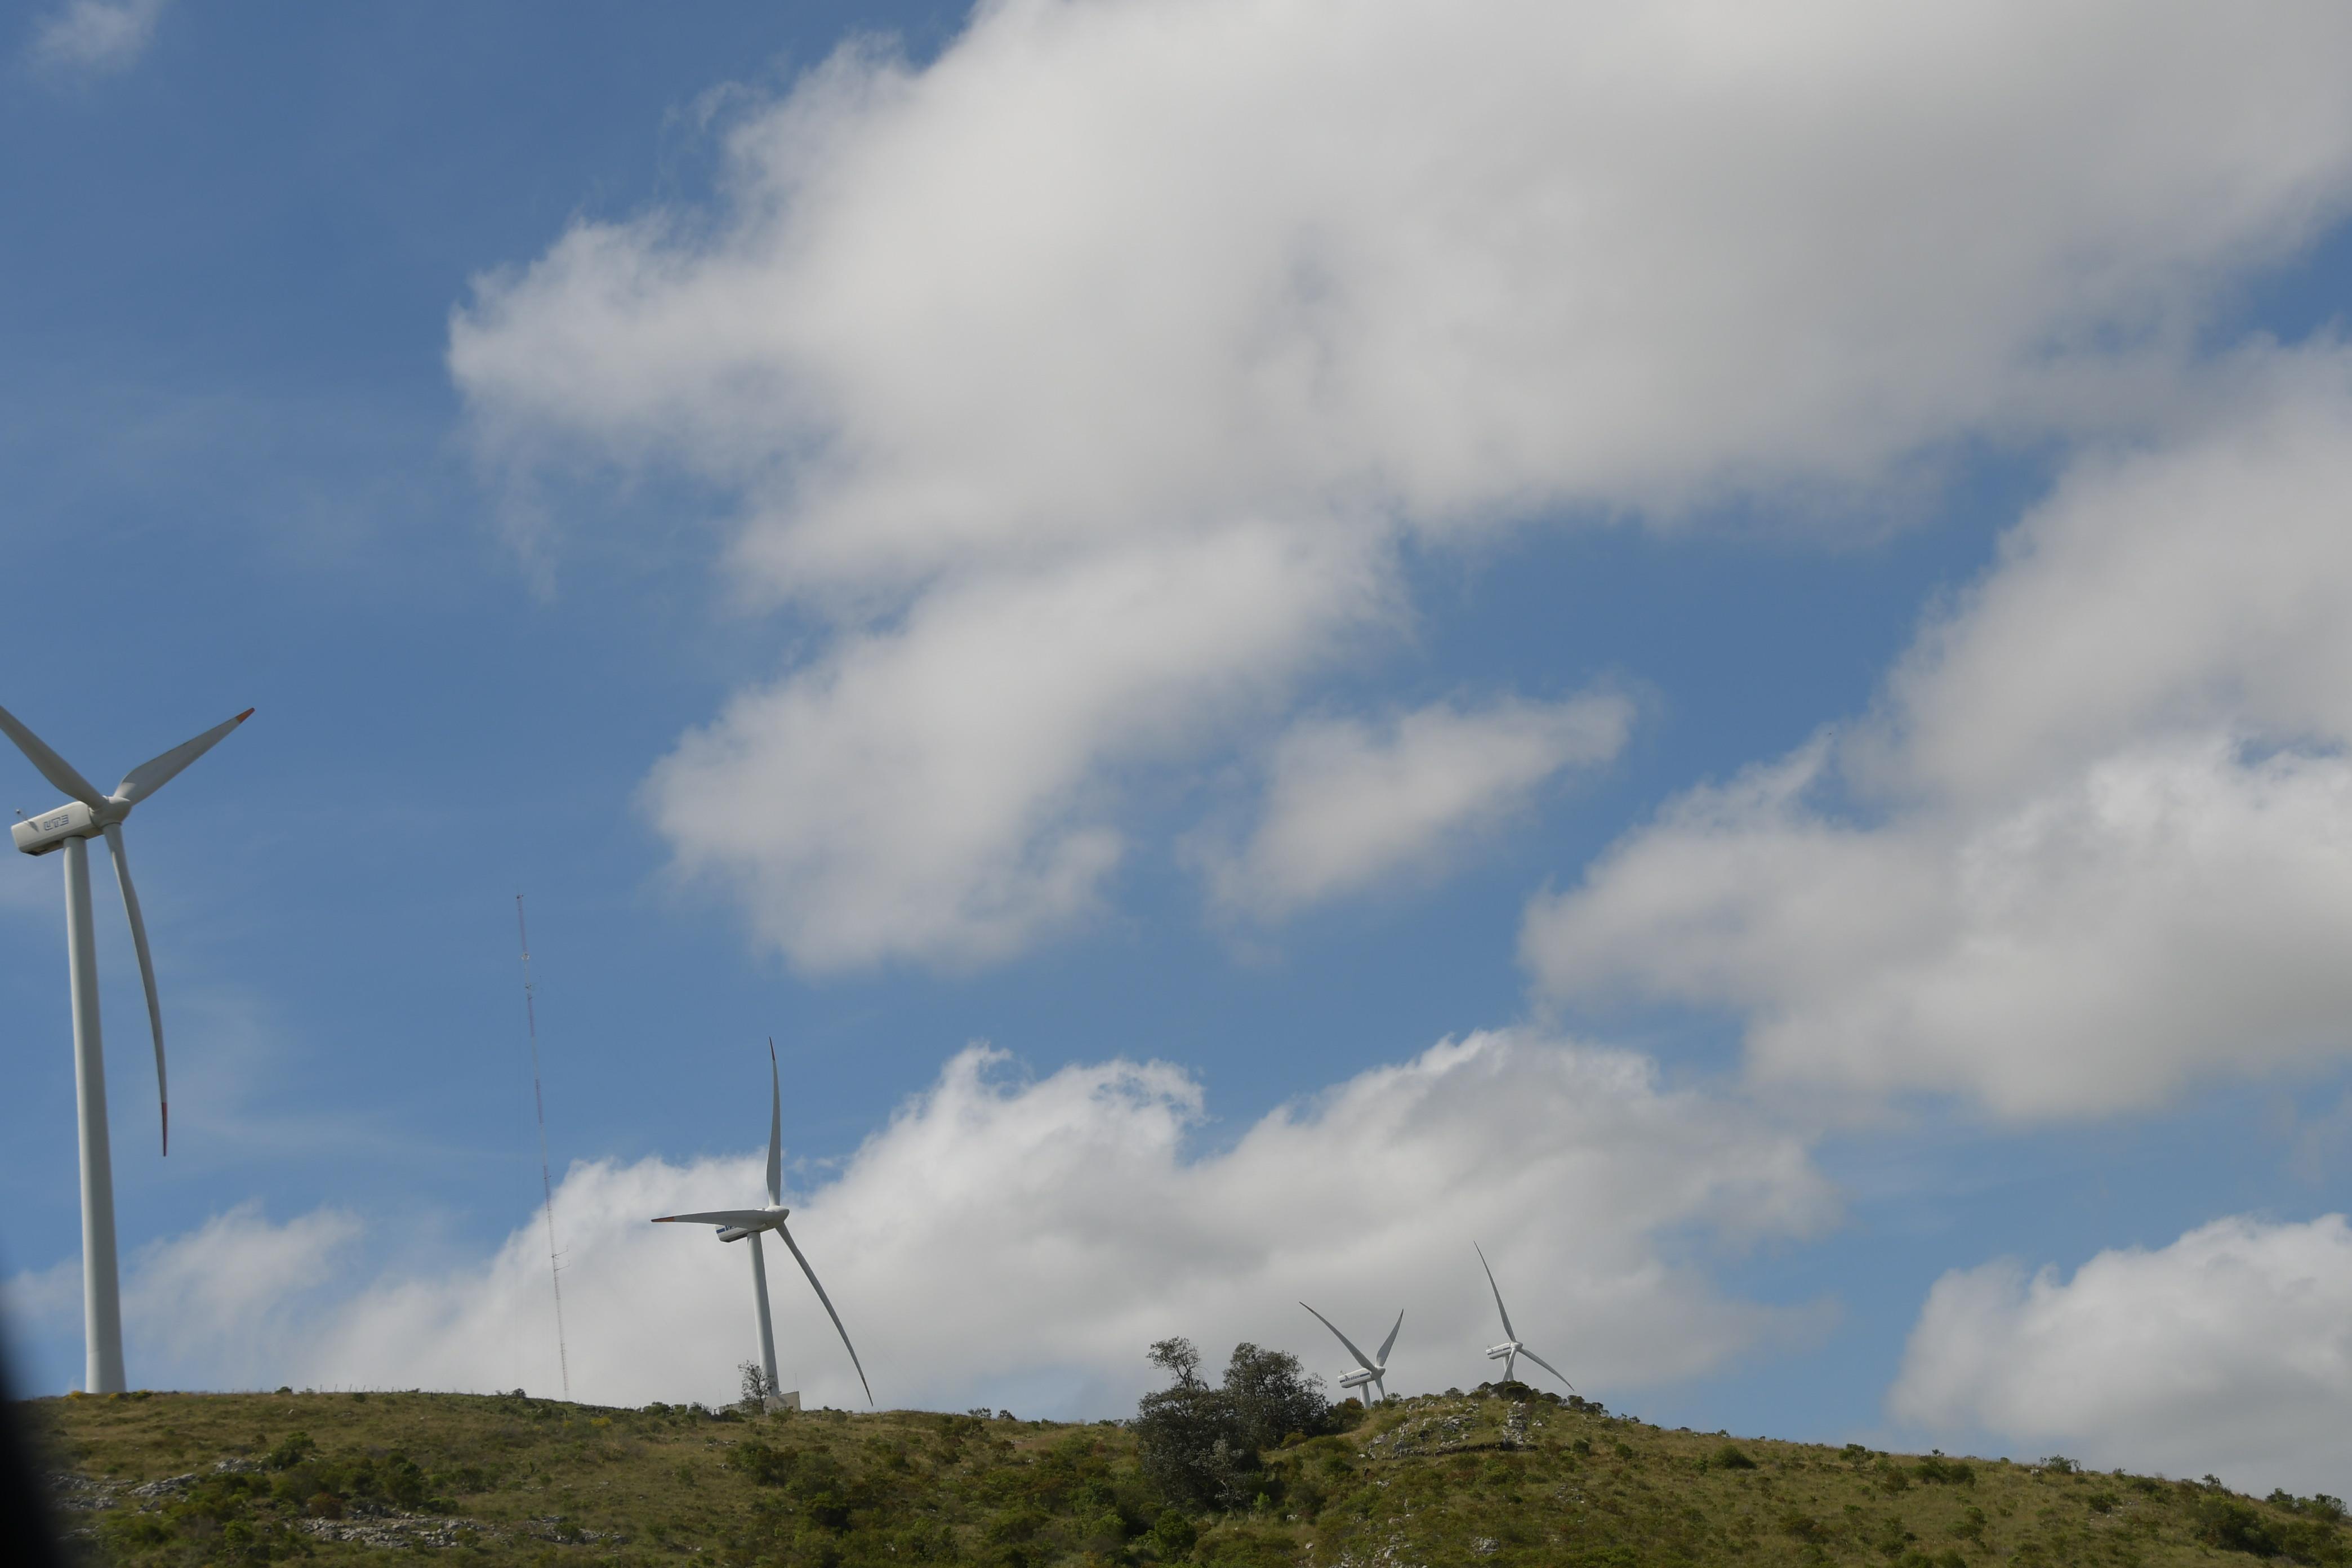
[7, 0, 2352, 1497]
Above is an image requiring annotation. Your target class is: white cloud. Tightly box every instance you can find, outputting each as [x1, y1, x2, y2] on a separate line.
[1207, 692, 1634, 919]
[29, 0, 167, 75]
[452, 1, 2352, 971]
[10, 1033, 1833, 1411]
[0, 1253, 81, 1333]
[454, 1, 2352, 588]
[646, 524, 1396, 971]
[1526, 350, 2352, 1119]
[1890, 1215, 2352, 1496]
[1861, 349, 2352, 806]
[129, 1204, 363, 1390]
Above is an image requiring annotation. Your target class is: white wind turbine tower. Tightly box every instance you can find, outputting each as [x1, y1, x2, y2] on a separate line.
[653, 1041, 871, 1409]
[0, 700, 252, 1395]
[1300, 1300, 1402, 1403]
[1476, 1242, 1574, 1391]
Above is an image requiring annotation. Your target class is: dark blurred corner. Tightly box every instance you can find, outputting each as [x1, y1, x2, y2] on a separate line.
[0, 1300, 63, 1567]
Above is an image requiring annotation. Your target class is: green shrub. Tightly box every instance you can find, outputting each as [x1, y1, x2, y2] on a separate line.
[383, 1451, 429, 1509]
[801, 1485, 853, 1532]
[984, 1505, 1048, 1544]
[1711, 1444, 1757, 1471]
[264, 1431, 317, 1469]
[1778, 1509, 1827, 1542]
[1148, 1507, 1199, 1556]
[725, 1438, 802, 1487]
[1132, 1338, 1334, 1511]
[2271, 1489, 2351, 1524]
[2196, 1494, 2286, 1556]
[2182, 1495, 2352, 1561]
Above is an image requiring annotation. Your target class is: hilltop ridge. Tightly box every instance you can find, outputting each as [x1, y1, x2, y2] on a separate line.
[22, 1385, 2349, 1566]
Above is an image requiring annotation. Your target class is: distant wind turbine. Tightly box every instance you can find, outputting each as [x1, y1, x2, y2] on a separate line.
[1476, 1242, 1573, 1391]
[0, 700, 252, 1395]
[653, 1041, 871, 1407]
[1300, 1300, 1401, 1402]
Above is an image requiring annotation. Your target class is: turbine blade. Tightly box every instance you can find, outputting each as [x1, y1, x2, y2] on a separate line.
[1517, 1346, 1574, 1392]
[767, 1038, 782, 1208]
[1298, 1302, 1375, 1372]
[113, 709, 253, 807]
[0, 701, 105, 808]
[101, 825, 168, 1155]
[1376, 1309, 1404, 1366]
[774, 1220, 872, 1406]
[1476, 1242, 1516, 1342]
[652, 1209, 776, 1228]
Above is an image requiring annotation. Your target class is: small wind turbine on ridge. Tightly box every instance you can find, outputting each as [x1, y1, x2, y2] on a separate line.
[1300, 1300, 1401, 1402]
[0, 698, 252, 1394]
[1476, 1242, 1573, 1391]
[653, 1040, 871, 1408]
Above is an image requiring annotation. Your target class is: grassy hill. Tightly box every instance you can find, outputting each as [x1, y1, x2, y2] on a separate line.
[22, 1384, 2351, 1567]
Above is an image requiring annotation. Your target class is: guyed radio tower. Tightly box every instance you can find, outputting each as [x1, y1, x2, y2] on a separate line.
[515, 894, 572, 1399]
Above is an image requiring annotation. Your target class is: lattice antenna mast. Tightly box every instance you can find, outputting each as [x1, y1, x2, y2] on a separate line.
[516, 894, 572, 1400]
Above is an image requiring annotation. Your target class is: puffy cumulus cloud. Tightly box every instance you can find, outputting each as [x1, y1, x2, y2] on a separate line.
[15, 1034, 1832, 1409]
[1205, 691, 1634, 920]
[452, 1, 2352, 971]
[1863, 350, 2352, 806]
[1889, 1215, 2352, 1495]
[1526, 351, 2352, 1120]
[29, 0, 168, 75]
[647, 524, 1395, 970]
[1529, 734, 2352, 1120]
[452, 0, 2352, 585]
[1, 1208, 360, 1393]
[129, 1205, 364, 1391]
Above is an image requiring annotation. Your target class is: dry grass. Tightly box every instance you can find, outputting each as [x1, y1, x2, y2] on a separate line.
[20, 1384, 2345, 1566]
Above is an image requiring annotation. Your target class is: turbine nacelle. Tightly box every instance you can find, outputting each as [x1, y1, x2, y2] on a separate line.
[711, 1208, 791, 1243]
[1485, 1342, 1520, 1361]
[656, 1204, 792, 1241]
[12, 798, 119, 856]
[1302, 1301, 1401, 1403]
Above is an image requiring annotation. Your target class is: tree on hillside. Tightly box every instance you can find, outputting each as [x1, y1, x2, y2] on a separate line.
[1147, 1337, 1204, 1390]
[1133, 1338, 1332, 1511]
[1222, 1342, 1329, 1456]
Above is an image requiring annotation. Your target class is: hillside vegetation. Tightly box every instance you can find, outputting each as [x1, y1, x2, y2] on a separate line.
[23, 1383, 2351, 1567]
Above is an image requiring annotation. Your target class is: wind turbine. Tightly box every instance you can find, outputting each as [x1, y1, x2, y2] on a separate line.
[1300, 1300, 1401, 1403]
[1476, 1242, 1573, 1391]
[653, 1041, 871, 1408]
[0, 700, 252, 1395]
